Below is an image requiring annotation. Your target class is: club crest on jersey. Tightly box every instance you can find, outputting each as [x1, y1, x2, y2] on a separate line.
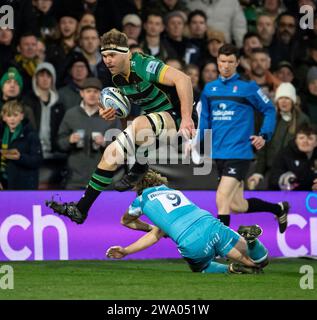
[295, 160, 300, 167]
[233, 85, 238, 93]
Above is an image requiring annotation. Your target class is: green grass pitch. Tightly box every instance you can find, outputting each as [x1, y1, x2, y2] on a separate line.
[1, 258, 316, 300]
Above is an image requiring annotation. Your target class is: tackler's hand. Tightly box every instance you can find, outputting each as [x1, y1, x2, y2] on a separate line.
[106, 246, 127, 259]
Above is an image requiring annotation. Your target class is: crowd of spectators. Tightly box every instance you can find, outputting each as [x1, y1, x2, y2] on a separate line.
[0, 0, 317, 191]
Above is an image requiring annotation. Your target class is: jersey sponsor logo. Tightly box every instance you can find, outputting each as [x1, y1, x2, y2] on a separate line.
[257, 89, 270, 104]
[211, 87, 217, 91]
[212, 107, 234, 120]
[146, 61, 160, 74]
[228, 167, 236, 175]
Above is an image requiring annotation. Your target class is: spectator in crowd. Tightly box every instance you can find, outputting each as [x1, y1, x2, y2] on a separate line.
[258, 0, 284, 21]
[140, 12, 169, 61]
[247, 48, 281, 98]
[58, 53, 91, 111]
[274, 60, 295, 84]
[1, 0, 38, 41]
[199, 61, 218, 90]
[203, 30, 226, 64]
[165, 57, 184, 70]
[248, 82, 310, 190]
[187, 10, 208, 56]
[78, 12, 96, 32]
[185, 0, 247, 48]
[45, 11, 80, 84]
[0, 100, 42, 190]
[295, 38, 317, 91]
[36, 38, 47, 63]
[122, 14, 143, 43]
[12, 32, 40, 94]
[93, 0, 149, 34]
[76, 26, 102, 78]
[0, 67, 36, 128]
[256, 14, 275, 48]
[269, 12, 303, 70]
[301, 66, 317, 125]
[184, 64, 200, 103]
[239, 32, 263, 73]
[162, 11, 200, 65]
[0, 28, 14, 76]
[32, 0, 57, 40]
[150, 0, 189, 17]
[240, 0, 259, 33]
[269, 123, 317, 191]
[23, 62, 66, 189]
[57, 78, 121, 189]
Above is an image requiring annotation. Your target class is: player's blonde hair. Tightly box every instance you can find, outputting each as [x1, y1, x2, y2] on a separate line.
[134, 170, 168, 194]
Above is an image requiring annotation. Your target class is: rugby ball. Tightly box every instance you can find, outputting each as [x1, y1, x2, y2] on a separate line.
[99, 87, 131, 118]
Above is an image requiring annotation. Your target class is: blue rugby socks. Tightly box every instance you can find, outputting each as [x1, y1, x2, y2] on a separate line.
[247, 238, 268, 264]
[202, 261, 229, 274]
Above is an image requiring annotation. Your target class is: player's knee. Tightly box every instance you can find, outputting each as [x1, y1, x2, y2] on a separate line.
[133, 115, 150, 132]
[101, 142, 119, 169]
[230, 202, 243, 213]
[230, 199, 248, 213]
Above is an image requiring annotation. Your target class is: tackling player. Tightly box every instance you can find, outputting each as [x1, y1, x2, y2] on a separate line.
[106, 170, 269, 275]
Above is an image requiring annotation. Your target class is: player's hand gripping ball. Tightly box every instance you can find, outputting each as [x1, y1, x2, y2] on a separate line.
[99, 87, 131, 119]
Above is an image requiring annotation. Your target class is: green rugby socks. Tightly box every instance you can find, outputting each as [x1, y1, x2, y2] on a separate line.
[77, 168, 114, 215]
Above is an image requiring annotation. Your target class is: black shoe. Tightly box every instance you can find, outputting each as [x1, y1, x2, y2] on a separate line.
[277, 201, 289, 233]
[114, 164, 149, 192]
[257, 258, 269, 269]
[46, 201, 86, 224]
[229, 263, 263, 274]
[238, 224, 263, 242]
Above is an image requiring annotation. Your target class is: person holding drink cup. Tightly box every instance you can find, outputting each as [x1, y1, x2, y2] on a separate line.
[57, 77, 121, 189]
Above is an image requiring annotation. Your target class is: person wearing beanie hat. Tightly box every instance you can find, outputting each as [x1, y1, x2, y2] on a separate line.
[274, 82, 297, 105]
[0, 67, 23, 92]
[0, 67, 36, 129]
[248, 82, 309, 190]
[307, 66, 317, 85]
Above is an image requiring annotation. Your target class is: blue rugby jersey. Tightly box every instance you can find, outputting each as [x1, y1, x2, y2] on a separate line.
[128, 185, 213, 243]
[198, 73, 276, 159]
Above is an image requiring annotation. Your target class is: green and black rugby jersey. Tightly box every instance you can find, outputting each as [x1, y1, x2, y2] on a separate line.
[111, 52, 181, 117]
